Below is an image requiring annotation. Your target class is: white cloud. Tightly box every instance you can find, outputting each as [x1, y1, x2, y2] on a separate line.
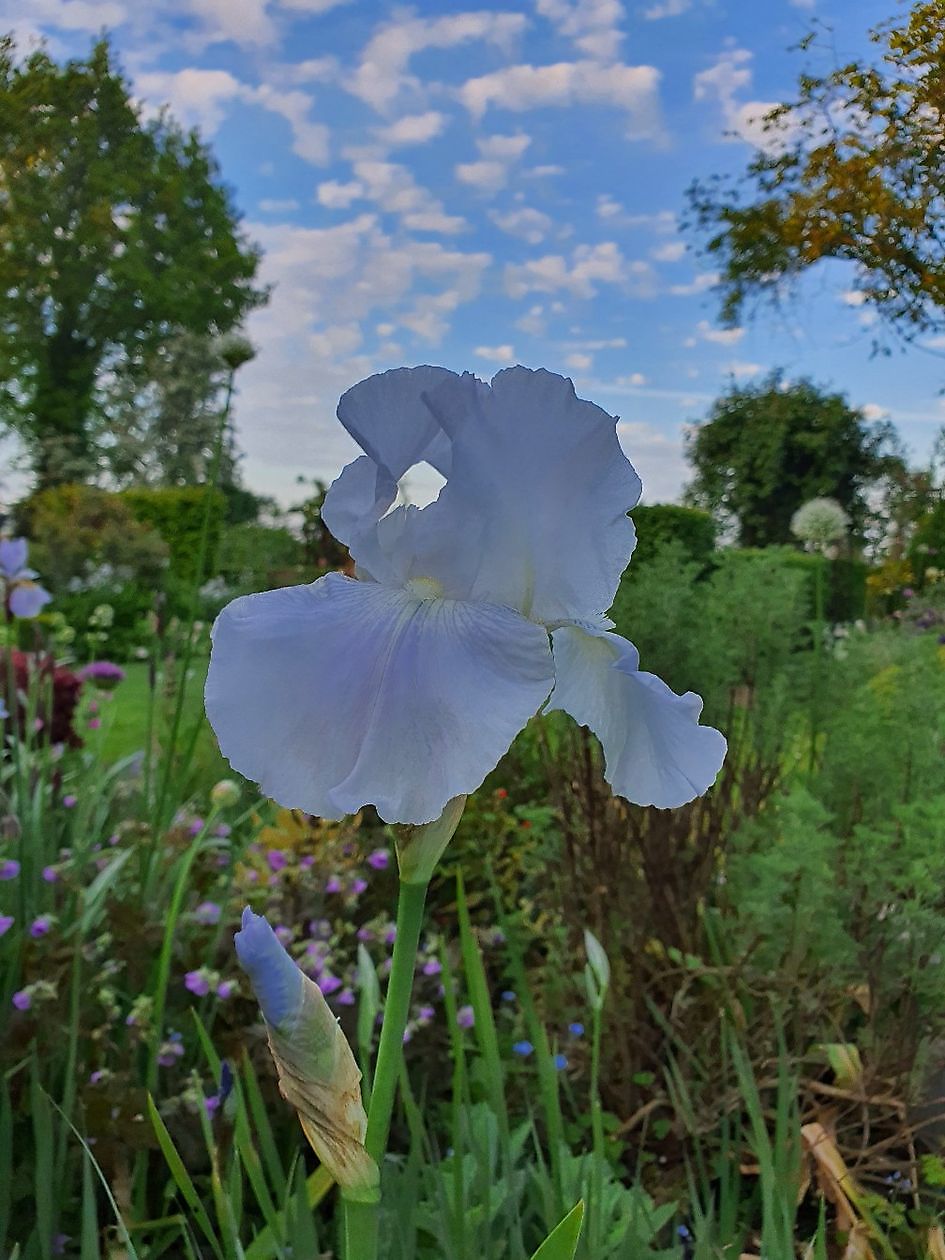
[565, 351, 593, 371]
[840, 289, 867, 307]
[259, 197, 302, 212]
[669, 271, 718, 296]
[525, 163, 566, 178]
[454, 133, 532, 195]
[505, 241, 655, 299]
[455, 160, 510, 193]
[536, 0, 624, 61]
[515, 304, 547, 335]
[349, 11, 528, 113]
[351, 160, 467, 233]
[281, 56, 339, 84]
[651, 240, 686, 262]
[694, 48, 796, 152]
[596, 194, 623, 220]
[643, 0, 691, 18]
[136, 69, 329, 162]
[136, 67, 242, 134]
[317, 180, 365, 209]
[252, 84, 330, 163]
[624, 371, 647, 386]
[23, 0, 127, 30]
[375, 111, 447, 146]
[459, 60, 664, 143]
[564, 336, 627, 350]
[489, 206, 553, 244]
[725, 360, 764, 377]
[182, 0, 276, 49]
[475, 344, 516, 363]
[861, 403, 889, 421]
[279, 0, 352, 10]
[695, 319, 744, 345]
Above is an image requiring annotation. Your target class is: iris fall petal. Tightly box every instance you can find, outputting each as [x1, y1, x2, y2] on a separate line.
[206, 571, 554, 824]
[546, 625, 727, 809]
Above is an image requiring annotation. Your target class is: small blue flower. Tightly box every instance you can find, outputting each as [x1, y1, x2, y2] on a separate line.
[234, 906, 304, 1027]
[568, 1021, 584, 1036]
[553, 1053, 568, 1071]
[500, 990, 516, 1003]
[512, 1040, 534, 1057]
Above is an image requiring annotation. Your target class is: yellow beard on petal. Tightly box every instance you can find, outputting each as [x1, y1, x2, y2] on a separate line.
[405, 575, 445, 601]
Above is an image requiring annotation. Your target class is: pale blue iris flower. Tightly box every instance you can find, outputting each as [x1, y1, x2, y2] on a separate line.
[0, 537, 51, 619]
[206, 366, 726, 824]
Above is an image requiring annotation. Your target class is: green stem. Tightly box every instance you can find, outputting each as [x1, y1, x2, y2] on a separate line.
[809, 555, 825, 772]
[342, 877, 429, 1258]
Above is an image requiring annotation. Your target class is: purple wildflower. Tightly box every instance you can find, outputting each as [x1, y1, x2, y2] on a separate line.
[337, 987, 356, 1006]
[216, 979, 236, 1000]
[42, 866, 59, 883]
[267, 849, 287, 872]
[194, 901, 222, 925]
[0, 915, 13, 936]
[0, 859, 20, 880]
[456, 1005, 475, 1030]
[325, 875, 342, 894]
[422, 958, 442, 977]
[185, 970, 211, 997]
[12, 989, 31, 1011]
[29, 914, 53, 939]
[62, 795, 77, 809]
[367, 848, 390, 871]
[318, 973, 342, 996]
[77, 661, 126, 691]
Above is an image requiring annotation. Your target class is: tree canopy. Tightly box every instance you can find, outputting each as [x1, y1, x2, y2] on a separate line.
[684, 373, 899, 547]
[0, 36, 266, 487]
[686, 2, 945, 345]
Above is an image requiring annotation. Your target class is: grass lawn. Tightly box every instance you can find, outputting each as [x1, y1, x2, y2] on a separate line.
[94, 658, 224, 778]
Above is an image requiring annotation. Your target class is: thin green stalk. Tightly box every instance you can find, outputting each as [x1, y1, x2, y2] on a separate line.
[342, 876, 429, 1259]
[809, 554, 825, 772]
[586, 1001, 605, 1258]
[151, 371, 234, 843]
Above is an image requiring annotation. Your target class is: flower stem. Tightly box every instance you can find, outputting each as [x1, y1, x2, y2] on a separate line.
[342, 876, 429, 1258]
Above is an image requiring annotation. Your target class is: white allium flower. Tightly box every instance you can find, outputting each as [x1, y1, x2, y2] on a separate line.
[790, 497, 850, 548]
[205, 366, 726, 823]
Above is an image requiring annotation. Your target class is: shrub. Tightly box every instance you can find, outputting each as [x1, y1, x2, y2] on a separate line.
[121, 486, 225, 584]
[723, 546, 867, 623]
[216, 522, 305, 589]
[908, 500, 945, 589]
[629, 504, 715, 569]
[16, 484, 168, 591]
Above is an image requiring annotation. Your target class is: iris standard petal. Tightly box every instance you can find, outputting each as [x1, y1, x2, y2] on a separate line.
[9, 583, 51, 619]
[0, 538, 28, 580]
[412, 367, 642, 622]
[234, 907, 305, 1027]
[546, 625, 726, 809]
[205, 572, 555, 824]
[322, 366, 459, 548]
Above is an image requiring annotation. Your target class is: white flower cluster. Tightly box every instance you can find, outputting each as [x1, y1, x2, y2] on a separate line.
[790, 497, 850, 550]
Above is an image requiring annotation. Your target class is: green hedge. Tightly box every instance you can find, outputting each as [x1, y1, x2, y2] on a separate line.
[121, 487, 225, 585]
[908, 501, 945, 589]
[629, 505, 716, 569]
[728, 546, 868, 623]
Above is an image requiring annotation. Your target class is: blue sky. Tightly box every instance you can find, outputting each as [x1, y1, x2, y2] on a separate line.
[8, 0, 942, 507]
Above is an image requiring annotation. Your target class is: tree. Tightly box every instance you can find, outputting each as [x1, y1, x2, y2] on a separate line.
[103, 331, 252, 489]
[684, 373, 899, 547]
[0, 37, 266, 487]
[686, 2, 945, 345]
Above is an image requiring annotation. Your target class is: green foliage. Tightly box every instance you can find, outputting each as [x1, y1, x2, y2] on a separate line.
[0, 36, 265, 486]
[909, 499, 945, 588]
[684, 373, 897, 545]
[16, 483, 169, 591]
[628, 505, 715, 569]
[217, 523, 305, 590]
[122, 486, 225, 584]
[686, 2, 945, 343]
[731, 546, 868, 623]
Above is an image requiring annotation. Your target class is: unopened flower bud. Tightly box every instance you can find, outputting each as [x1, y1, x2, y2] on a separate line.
[211, 779, 241, 808]
[235, 908, 378, 1202]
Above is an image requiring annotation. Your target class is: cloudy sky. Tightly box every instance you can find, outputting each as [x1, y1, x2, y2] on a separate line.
[8, 0, 942, 506]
